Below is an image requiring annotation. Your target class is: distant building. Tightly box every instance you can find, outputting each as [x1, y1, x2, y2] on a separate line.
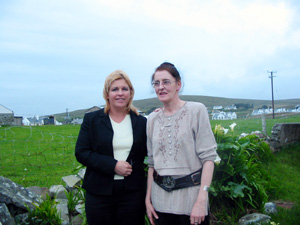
[85, 106, 102, 113]
[251, 106, 300, 115]
[287, 106, 300, 113]
[13, 116, 23, 126]
[213, 106, 223, 110]
[0, 104, 14, 125]
[28, 116, 44, 126]
[71, 118, 83, 125]
[275, 108, 286, 113]
[211, 111, 237, 120]
[22, 117, 31, 126]
[251, 108, 273, 116]
[43, 115, 55, 125]
[224, 105, 237, 110]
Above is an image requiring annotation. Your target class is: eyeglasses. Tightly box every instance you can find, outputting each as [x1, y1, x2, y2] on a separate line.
[152, 80, 175, 88]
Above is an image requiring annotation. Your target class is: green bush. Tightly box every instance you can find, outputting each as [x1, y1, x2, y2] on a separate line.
[210, 125, 275, 223]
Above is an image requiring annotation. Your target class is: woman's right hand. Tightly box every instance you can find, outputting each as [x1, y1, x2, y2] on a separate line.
[146, 198, 158, 225]
[114, 161, 132, 176]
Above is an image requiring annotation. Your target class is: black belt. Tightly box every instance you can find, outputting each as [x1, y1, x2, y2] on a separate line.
[153, 169, 202, 192]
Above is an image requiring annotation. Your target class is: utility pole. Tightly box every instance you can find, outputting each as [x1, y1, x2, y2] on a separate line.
[267, 71, 276, 119]
[65, 108, 70, 124]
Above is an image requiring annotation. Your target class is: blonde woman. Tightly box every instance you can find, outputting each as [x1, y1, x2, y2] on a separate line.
[76, 70, 147, 225]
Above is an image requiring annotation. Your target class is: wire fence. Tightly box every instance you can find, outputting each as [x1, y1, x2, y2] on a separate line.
[0, 125, 81, 187]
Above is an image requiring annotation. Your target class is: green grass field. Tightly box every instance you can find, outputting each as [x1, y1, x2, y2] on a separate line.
[210, 113, 300, 136]
[1, 115, 299, 187]
[0, 125, 81, 187]
[0, 114, 299, 224]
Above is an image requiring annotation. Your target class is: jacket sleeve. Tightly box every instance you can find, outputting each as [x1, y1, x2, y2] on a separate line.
[146, 113, 154, 168]
[75, 113, 117, 176]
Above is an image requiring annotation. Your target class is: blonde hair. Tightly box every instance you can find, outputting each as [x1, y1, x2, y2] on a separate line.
[103, 70, 139, 115]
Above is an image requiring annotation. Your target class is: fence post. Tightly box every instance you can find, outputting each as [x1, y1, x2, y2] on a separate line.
[262, 114, 267, 136]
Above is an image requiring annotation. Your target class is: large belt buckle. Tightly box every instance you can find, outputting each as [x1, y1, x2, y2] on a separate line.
[191, 173, 200, 185]
[162, 176, 176, 189]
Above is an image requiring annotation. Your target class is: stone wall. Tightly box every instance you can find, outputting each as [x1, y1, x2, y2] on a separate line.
[0, 114, 14, 125]
[268, 123, 300, 151]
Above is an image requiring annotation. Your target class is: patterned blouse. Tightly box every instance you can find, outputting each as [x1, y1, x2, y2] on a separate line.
[147, 101, 218, 215]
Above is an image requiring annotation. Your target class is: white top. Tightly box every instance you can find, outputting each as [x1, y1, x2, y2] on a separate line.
[110, 114, 133, 180]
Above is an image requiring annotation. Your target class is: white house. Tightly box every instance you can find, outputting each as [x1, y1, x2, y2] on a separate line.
[71, 118, 83, 125]
[213, 106, 223, 110]
[22, 117, 31, 126]
[275, 108, 287, 113]
[251, 108, 273, 116]
[212, 112, 226, 120]
[227, 112, 237, 119]
[224, 105, 237, 110]
[212, 111, 237, 120]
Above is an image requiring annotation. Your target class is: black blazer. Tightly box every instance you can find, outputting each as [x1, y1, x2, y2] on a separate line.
[75, 109, 147, 195]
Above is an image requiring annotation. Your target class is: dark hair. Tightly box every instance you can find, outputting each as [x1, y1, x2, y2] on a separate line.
[151, 62, 181, 83]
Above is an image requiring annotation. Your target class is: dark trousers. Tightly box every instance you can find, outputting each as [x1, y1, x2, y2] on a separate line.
[85, 180, 146, 225]
[154, 211, 210, 225]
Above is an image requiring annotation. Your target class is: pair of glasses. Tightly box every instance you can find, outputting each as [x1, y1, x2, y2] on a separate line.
[152, 80, 174, 88]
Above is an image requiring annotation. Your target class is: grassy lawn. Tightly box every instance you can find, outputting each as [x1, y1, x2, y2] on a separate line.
[0, 125, 81, 187]
[264, 144, 300, 225]
[0, 114, 299, 224]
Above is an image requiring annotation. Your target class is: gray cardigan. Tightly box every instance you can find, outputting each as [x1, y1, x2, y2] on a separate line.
[146, 101, 218, 215]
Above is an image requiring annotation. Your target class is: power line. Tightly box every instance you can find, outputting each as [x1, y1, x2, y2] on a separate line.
[267, 71, 277, 119]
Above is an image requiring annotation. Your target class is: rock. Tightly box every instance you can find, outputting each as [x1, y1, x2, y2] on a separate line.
[55, 199, 69, 224]
[0, 177, 41, 224]
[71, 214, 84, 225]
[77, 168, 86, 179]
[239, 213, 271, 225]
[14, 213, 28, 224]
[62, 175, 81, 191]
[264, 202, 277, 214]
[0, 176, 41, 211]
[26, 186, 50, 199]
[251, 131, 265, 138]
[0, 203, 16, 225]
[75, 203, 85, 214]
[49, 185, 67, 199]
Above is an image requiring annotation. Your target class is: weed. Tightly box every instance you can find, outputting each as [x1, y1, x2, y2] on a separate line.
[17, 195, 62, 225]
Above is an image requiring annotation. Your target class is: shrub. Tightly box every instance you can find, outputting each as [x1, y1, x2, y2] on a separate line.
[210, 125, 275, 223]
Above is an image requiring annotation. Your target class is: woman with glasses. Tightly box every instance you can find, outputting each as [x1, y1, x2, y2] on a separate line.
[145, 62, 218, 225]
[75, 70, 147, 225]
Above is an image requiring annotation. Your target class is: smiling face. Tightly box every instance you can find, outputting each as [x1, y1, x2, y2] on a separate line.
[153, 70, 181, 104]
[107, 78, 131, 111]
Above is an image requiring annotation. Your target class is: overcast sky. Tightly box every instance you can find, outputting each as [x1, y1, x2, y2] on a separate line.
[1, 0, 300, 117]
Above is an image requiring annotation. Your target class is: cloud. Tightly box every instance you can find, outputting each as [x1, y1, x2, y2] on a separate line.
[142, 0, 291, 32]
[0, 0, 299, 115]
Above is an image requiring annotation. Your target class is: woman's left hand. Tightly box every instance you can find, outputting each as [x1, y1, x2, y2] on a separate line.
[191, 161, 214, 224]
[190, 201, 206, 225]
